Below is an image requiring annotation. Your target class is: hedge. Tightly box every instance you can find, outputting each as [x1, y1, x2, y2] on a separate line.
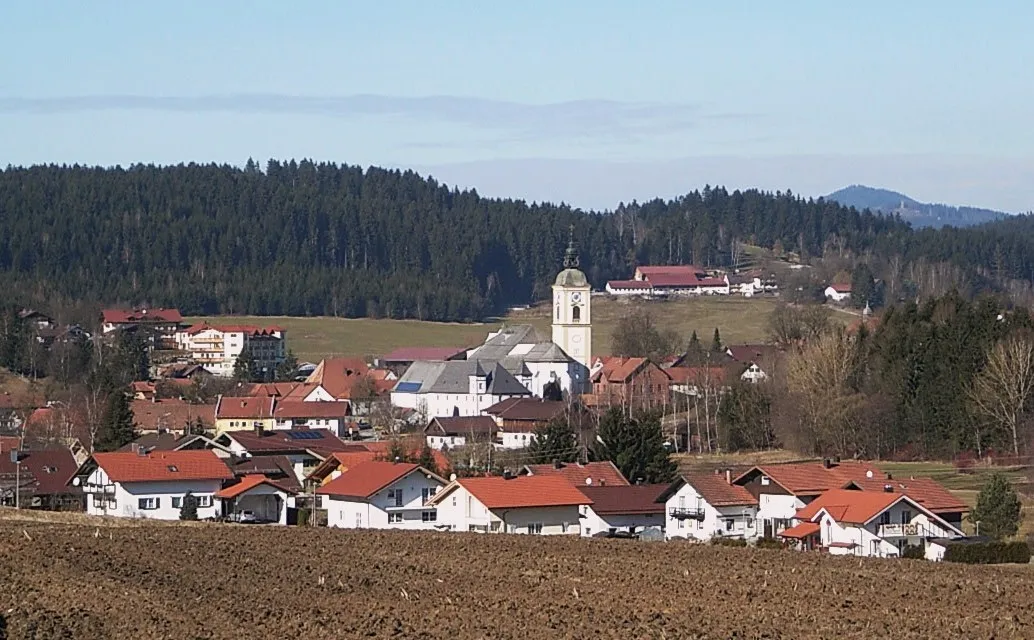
[943, 541, 1030, 564]
[755, 537, 788, 550]
[711, 537, 748, 547]
[901, 544, 925, 559]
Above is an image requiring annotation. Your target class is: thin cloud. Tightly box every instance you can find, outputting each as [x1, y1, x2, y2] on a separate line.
[0, 93, 706, 142]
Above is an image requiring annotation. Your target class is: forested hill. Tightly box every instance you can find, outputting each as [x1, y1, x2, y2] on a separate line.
[0, 161, 1007, 321]
[828, 185, 1007, 228]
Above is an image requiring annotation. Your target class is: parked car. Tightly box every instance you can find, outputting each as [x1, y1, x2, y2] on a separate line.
[232, 510, 258, 524]
[592, 530, 639, 540]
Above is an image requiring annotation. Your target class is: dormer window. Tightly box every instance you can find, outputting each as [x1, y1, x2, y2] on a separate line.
[761, 476, 770, 486]
[167, 465, 179, 472]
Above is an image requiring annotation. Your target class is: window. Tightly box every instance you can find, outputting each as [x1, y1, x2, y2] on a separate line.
[421, 487, 437, 503]
[452, 496, 457, 507]
[760, 476, 770, 486]
[572, 306, 581, 322]
[388, 513, 402, 524]
[527, 523, 543, 535]
[879, 511, 891, 526]
[585, 528, 591, 536]
[421, 511, 437, 522]
[172, 497, 182, 509]
[196, 495, 212, 508]
[725, 519, 734, 531]
[138, 497, 159, 510]
[92, 495, 105, 507]
[387, 489, 403, 507]
[901, 510, 911, 525]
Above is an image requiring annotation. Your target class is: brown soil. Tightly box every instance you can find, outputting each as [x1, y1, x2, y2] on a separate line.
[0, 516, 1031, 639]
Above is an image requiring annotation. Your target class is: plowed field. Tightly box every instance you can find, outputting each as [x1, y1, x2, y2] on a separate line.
[1, 516, 1031, 639]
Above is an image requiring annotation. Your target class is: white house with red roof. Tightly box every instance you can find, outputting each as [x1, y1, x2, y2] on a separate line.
[427, 474, 592, 535]
[658, 470, 760, 541]
[576, 484, 667, 537]
[174, 323, 286, 377]
[317, 461, 446, 530]
[782, 488, 964, 558]
[101, 308, 184, 348]
[77, 450, 233, 520]
[215, 474, 298, 525]
[824, 283, 852, 303]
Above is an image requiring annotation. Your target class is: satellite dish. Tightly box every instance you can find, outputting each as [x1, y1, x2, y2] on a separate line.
[72, 477, 81, 486]
[449, 473, 457, 482]
[585, 477, 592, 485]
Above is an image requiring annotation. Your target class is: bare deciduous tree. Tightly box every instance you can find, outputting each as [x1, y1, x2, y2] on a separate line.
[967, 332, 1034, 456]
[786, 330, 864, 456]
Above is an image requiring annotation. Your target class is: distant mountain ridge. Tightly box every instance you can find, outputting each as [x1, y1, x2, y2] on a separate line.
[826, 185, 1008, 228]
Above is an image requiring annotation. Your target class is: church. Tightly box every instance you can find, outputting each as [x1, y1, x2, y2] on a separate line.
[391, 233, 592, 419]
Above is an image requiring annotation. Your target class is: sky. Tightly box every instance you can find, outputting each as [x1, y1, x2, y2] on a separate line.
[1, 1, 1032, 212]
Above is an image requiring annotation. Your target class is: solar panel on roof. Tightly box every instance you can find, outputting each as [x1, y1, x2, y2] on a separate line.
[395, 382, 421, 393]
[285, 431, 324, 440]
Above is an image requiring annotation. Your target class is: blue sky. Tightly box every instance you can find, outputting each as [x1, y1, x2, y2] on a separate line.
[1, 1, 1031, 211]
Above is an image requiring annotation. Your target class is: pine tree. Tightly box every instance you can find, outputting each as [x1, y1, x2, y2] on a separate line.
[417, 443, 441, 476]
[593, 408, 676, 484]
[275, 350, 299, 381]
[384, 438, 408, 463]
[526, 417, 579, 464]
[95, 391, 137, 452]
[179, 492, 199, 521]
[233, 347, 256, 382]
[711, 328, 723, 353]
[970, 473, 1022, 540]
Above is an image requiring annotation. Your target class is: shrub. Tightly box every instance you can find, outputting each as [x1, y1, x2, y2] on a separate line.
[178, 492, 198, 521]
[943, 541, 1030, 564]
[296, 508, 311, 527]
[901, 544, 925, 559]
[755, 537, 787, 550]
[710, 537, 748, 547]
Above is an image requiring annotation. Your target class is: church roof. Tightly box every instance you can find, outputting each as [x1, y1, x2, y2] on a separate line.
[468, 325, 550, 361]
[554, 268, 588, 288]
[393, 360, 532, 397]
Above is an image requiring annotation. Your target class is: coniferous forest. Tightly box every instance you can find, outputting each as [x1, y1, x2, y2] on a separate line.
[0, 160, 1031, 321]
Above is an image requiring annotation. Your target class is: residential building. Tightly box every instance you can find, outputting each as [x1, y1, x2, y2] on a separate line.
[391, 359, 531, 419]
[483, 398, 566, 448]
[215, 474, 297, 525]
[247, 382, 302, 398]
[520, 460, 629, 487]
[101, 308, 184, 348]
[427, 474, 591, 534]
[725, 345, 780, 383]
[213, 428, 353, 484]
[588, 357, 671, 410]
[130, 398, 217, 433]
[666, 366, 727, 397]
[78, 450, 233, 520]
[317, 461, 446, 530]
[377, 346, 467, 377]
[782, 488, 965, 558]
[660, 470, 759, 541]
[306, 440, 451, 489]
[824, 283, 852, 303]
[576, 484, 667, 537]
[423, 416, 499, 450]
[272, 400, 351, 435]
[0, 448, 82, 510]
[174, 324, 286, 378]
[214, 396, 276, 435]
[119, 432, 229, 456]
[226, 454, 303, 494]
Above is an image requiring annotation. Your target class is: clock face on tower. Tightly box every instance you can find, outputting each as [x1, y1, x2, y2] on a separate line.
[570, 292, 582, 303]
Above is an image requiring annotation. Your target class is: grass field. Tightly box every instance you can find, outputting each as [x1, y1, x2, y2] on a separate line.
[188, 295, 782, 362]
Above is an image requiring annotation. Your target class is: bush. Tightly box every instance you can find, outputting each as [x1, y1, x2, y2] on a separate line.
[755, 537, 787, 550]
[943, 541, 1030, 564]
[901, 544, 925, 559]
[710, 537, 748, 547]
[296, 508, 311, 527]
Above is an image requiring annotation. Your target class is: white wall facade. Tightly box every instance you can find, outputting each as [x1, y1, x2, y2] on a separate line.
[325, 471, 444, 530]
[426, 434, 468, 450]
[175, 327, 285, 377]
[578, 505, 664, 537]
[82, 467, 222, 520]
[664, 483, 758, 541]
[434, 485, 580, 535]
[395, 391, 524, 419]
[756, 492, 806, 536]
[552, 282, 592, 372]
[824, 287, 851, 303]
[818, 500, 961, 558]
[273, 417, 342, 432]
[499, 431, 536, 450]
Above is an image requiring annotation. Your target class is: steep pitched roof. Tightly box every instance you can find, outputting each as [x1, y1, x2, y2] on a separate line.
[316, 461, 439, 500]
[795, 488, 906, 525]
[215, 396, 275, 420]
[0, 449, 80, 495]
[397, 359, 532, 396]
[273, 400, 350, 420]
[483, 398, 566, 422]
[577, 484, 667, 515]
[131, 399, 216, 431]
[425, 416, 498, 437]
[522, 461, 629, 487]
[92, 450, 233, 483]
[215, 474, 296, 498]
[227, 455, 301, 492]
[306, 358, 370, 399]
[845, 476, 968, 513]
[671, 472, 758, 507]
[734, 461, 881, 496]
[247, 382, 302, 397]
[102, 308, 183, 324]
[117, 432, 222, 453]
[436, 475, 593, 509]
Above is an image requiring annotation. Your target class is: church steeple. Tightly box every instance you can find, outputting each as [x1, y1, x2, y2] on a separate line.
[563, 224, 579, 269]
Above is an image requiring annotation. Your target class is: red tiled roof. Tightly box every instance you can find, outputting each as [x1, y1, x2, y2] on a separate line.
[522, 461, 629, 487]
[93, 450, 233, 483]
[316, 461, 431, 500]
[735, 461, 881, 496]
[846, 477, 968, 513]
[215, 474, 296, 498]
[453, 475, 593, 509]
[636, 265, 705, 277]
[0, 435, 20, 452]
[725, 344, 777, 364]
[305, 358, 371, 399]
[795, 489, 904, 525]
[592, 356, 658, 383]
[358, 440, 450, 472]
[779, 521, 820, 539]
[483, 398, 566, 422]
[247, 382, 301, 397]
[273, 400, 350, 420]
[665, 366, 726, 385]
[228, 455, 301, 493]
[380, 347, 466, 362]
[102, 308, 183, 324]
[829, 283, 852, 293]
[131, 399, 216, 431]
[577, 484, 667, 515]
[0, 449, 80, 495]
[682, 472, 758, 507]
[216, 396, 275, 420]
[425, 416, 498, 437]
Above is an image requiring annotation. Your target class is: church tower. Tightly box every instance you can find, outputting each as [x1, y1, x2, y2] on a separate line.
[552, 226, 592, 374]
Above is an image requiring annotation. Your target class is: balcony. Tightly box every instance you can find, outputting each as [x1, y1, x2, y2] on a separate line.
[878, 523, 925, 538]
[669, 507, 706, 521]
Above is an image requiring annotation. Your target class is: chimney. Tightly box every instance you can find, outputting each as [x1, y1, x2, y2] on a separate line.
[725, 469, 732, 485]
[254, 421, 264, 437]
[885, 472, 893, 480]
[713, 468, 721, 475]
[553, 459, 562, 469]
[137, 446, 147, 457]
[822, 458, 832, 469]
[883, 484, 893, 493]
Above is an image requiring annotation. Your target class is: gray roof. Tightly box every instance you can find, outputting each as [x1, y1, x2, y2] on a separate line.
[396, 359, 532, 396]
[467, 325, 573, 365]
[555, 268, 588, 287]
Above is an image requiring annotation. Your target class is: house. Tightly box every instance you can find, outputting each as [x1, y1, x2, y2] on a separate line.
[607, 266, 730, 297]
[666, 366, 727, 397]
[317, 461, 446, 530]
[305, 440, 451, 488]
[18, 308, 56, 331]
[423, 416, 499, 450]
[377, 346, 467, 377]
[660, 470, 759, 541]
[214, 396, 276, 435]
[521, 460, 629, 487]
[246, 382, 301, 397]
[215, 474, 297, 524]
[214, 428, 353, 484]
[77, 450, 233, 520]
[273, 400, 351, 435]
[427, 474, 591, 534]
[392, 360, 532, 420]
[131, 399, 217, 433]
[824, 283, 852, 303]
[101, 308, 184, 348]
[483, 398, 566, 449]
[588, 357, 671, 410]
[226, 454, 303, 495]
[576, 484, 667, 537]
[0, 448, 82, 510]
[294, 357, 371, 401]
[782, 488, 965, 558]
[119, 432, 229, 456]
[174, 324, 286, 378]
[724, 345, 779, 383]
